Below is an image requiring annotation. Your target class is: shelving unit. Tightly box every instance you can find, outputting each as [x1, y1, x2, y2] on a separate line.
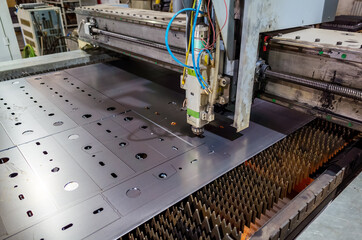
[43, 0, 81, 29]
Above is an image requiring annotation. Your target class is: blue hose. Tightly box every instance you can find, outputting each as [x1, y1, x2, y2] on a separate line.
[165, 2, 208, 89]
[191, 1, 207, 89]
[165, 8, 196, 69]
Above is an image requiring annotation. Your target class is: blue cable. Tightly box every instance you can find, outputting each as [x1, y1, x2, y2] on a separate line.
[191, 1, 207, 89]
[165, 2, 209, 89]
[165, 8, 196, 69]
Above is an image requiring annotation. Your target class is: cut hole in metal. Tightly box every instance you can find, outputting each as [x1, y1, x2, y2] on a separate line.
[158, 173, 167, 179]
[61, 223, 73, 231]
[68, 134, 79, 140]
[141, 125, 148, 129]
[126, 187, 141, 198]
[111, 173, 118, 178]
[107, 107, 116, 111]
[82, 114, 92, 119]
[15, 122, 22, 126]
[124, 116, 133, 122]
[9, 172, 18, 178]
[19, 194, 25, 200]
[179, 167, 182, 170]
[64, 181, 79, 191]
[119, 142, 127, 147]
[172, 146, 179, 151]
[51, 167, 60, 173]
[83, 145, 92, 150]
[159, 138, 165, 141]
[22, 130, 34, 135]
[27, 210, 33, 217]
[190, 159, 198, 164]
[36, 142, 40, 145]
[99, 161, 105, 166]
[0, 157, 9, 164]
[53, 121, 63, 126]
[48, 113, 55, 116]
[93, 208, 104, 214]
[43, 151, 48, 155]
[135, 153, 147, 160]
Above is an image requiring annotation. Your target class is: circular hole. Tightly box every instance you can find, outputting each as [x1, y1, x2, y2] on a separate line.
[190, 159, 198, 164]
[82, 114, 92, 119]
[126, 187, 141, 198]
[119, 142, 127, 147]
[64, 181, 79, 191]
[14, 185, 18, 188]
[48, 113, 55, 116]
[83, 145, 92, 150]
[68, 134, 79, 140]
[0, 157, 9, 164]
[51, 167, 60, 173]
[124, 116, 133, 122]
[135, 153, 147, 160]
[107, 107, 116, 111]
[158, 173, 167, 179]
[15, 122, 22, 126]
[178, 167, 182, 170]
[53, 121, 63, 126]
[141, 125, 148, 129]
[9, 172, 18, 178]
[22, 130, 34, 135]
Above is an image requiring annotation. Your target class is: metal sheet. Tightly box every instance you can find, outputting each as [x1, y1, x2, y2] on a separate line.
[0, 62, 313, 240]
[0, 123, 14, 152]
[0, 148, 57, 237]
[0, 79, 78, 145]
[7, 195, 120, 240]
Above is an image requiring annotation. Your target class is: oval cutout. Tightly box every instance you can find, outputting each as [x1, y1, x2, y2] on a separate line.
[93, 208, 104, 214]
[64, 181, 79, 191]
[0, 157, 9, 164]
[22, 130, 34, 135]
[61, 223, 73, 231]
[53, 121, 63, 126]
[135, 153, 147, 160]
[68, 134, 79, 140]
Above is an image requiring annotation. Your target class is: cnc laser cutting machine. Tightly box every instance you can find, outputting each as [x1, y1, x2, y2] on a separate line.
[0, 0, 361, 239]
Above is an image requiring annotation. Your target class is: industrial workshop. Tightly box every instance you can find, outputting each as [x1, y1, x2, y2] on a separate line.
[0, 0, 361, 239]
